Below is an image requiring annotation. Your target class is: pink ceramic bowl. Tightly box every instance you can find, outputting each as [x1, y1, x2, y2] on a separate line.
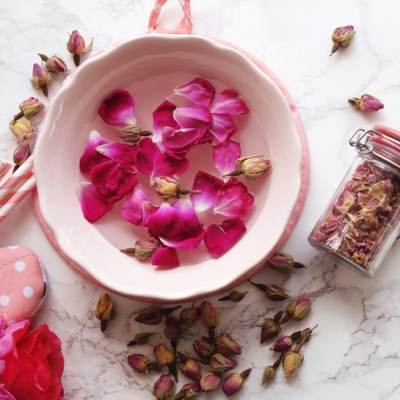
[34, 34, 306, 302]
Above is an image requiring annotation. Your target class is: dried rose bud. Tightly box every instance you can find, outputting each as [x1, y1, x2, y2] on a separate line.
[200, 371, 221, 392]
[153, 374, 174, 400]
[262, 365, 276, 385]
[39, 53, 68, 74]
[283, 350, 304, 378]
[193, 337, 215, 359]
[164, 315, 181, 341]
[214, 332, 241, 356]
[258, 317, 281, 344]
[67, 30, 93, 66]
[180, 305, 200, 326]
[128, 354, 152, 373]
[135, 306, 162, 325]
[269, 335, 293, 352]
[179, 357, 201, 382]
[299, 324, 318, 343]
[155, 176, 180, 199]
[136, 239, 160, 260]
[218, 290, 248, 302]
[330, 25, 356, 55]
[13, 142, 32, 167]
[9, 117, 35, 143]
[154, 343, 175, 366]
[286, 295, 312, 321]
[222, 368, 251, 396]
[265, 251, 294, 273]
[173, 382, 202, 400]
[95, 293, 113, 332]
[127, 332, 155, 347]
[31, 63, 51, 96]
[200, 301, 219, 340]
[210, 353, 237, 374]
[16, 97, 44, 119]
[237, 155, 271, 180]
[266, 284, 289, 301]
[348, 94, 384, 112]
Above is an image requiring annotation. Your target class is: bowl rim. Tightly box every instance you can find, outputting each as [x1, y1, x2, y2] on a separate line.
[34, 34, 309, 302]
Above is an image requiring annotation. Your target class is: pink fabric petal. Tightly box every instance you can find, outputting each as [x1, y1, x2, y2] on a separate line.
[174, 77, 215, 107]
[151, 247, 180, 268]
[79, 183, 113, 222]
[191, 171, 224, 213]
[152, 153, 189, 180]
[210, 89, 250, 116]
[134, 137, 161, 174]
[209, 113, 237, 143]
[152, 100, 179, 143]
[173, 104, 212, 129]
[213, 139, 241, 177]
[204, 218, 246, 258]
[0, 319, 30, 359]
[98, 89, 136, 126]
[79, 130, 109, 175]
[214, 178, 254, 218]
[96, 142, 137, 166]
[91, 160, 137, 202]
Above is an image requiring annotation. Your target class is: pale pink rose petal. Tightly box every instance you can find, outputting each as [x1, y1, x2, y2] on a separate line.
[152, 100, 179, 143]
[98, 89, 136, 126]
[79, 130, 109, 175]
[210, 89, 249, 116]
[151, 153, 189, 180]
[134, 137, 161, 175]
[173, 104, 212, 130]
[0, 319, 30, 359]
[213, 139, 241, 177]
[91, 160, 137, 202]
[96, 142, 137, 166]
[151, 247, 180, 268]
[79, 183, 114, 222]
[208, 113, 237, 143]
[214, 178, 254, 218]
[204, 218, 246, 258]
[174, 77, 216, 107]
[122, 185, 158, 226]
[191, 171, 224, 213]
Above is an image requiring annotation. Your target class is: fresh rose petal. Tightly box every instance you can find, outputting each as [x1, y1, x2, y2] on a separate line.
[210, 89, 249, 116]
[152, 100, 179, 143]
[191, 171, 224, 213]
[91, 160, 137, 202]
[79, 130, 109, 175]
[96, 142, 137, 166]
[152, 153, 189, 180]
[173, 104, 212, 130]
[204, 218, 246, 258]
[174, 77, 216, 108]
[208, 112, 237, 143]
[162, 127, 204, 159]
[214, 178, 254, 218]
[134, 137, 161, 174]
[98, 89, 136, 126]
[151, 247, 180, 268]
[148, 198, 205, 250]
[213, 139, 241, 177]
[122, 185, 158, 226]
[79, 183, 113, 222]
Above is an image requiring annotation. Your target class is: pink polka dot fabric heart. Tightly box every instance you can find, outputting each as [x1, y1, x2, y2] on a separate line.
[0, 246, 46, 323]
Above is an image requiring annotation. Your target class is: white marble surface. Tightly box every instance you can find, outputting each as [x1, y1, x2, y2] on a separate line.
[2, 1, 400, 399]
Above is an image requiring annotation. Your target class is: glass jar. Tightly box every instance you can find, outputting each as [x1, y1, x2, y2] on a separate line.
[308, 125, 400, 277]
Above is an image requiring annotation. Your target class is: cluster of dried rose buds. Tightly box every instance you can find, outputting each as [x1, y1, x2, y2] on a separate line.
[127, 300, 251, 399]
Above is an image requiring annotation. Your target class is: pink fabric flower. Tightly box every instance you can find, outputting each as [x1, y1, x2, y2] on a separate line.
[98, 89, 137, 126]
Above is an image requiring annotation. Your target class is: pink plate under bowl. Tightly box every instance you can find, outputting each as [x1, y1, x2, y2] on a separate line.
[34, 34, 309, 303]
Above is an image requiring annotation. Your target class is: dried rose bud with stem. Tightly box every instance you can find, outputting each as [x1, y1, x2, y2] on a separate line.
[262, 353, 283, 385]
[14, 97, 44, 120]
[67, 30, 93, 66]
[38, 53, 69, 74]
[218, 290, 248, 302]
[134, 305, 182, 325]
[95, 293, 113, 332]
[280, 295, 312, 323]
[330, 25, 356, 56]
[127, 332, 155, 347]
[222, 368, 252, 396]
[264, 251, 305, 273]
[256, 310, 283, 344]
[248, 280, 289, 301]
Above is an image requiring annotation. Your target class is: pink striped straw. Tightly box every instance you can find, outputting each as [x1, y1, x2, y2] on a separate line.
[0, 160, 12, 181]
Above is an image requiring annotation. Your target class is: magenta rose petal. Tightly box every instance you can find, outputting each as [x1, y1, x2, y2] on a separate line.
[98, 89, 136, 126]
[151, 153, 189, 180]
[79, 183, 113, 222]
[174, 77, 216, 107]
[151, 247, 180, 268]
[162, 127, 204, 159]
[214, 178, 254, 218]
[213, 139, 241, 177]
[204, 218, 246, 258]
[152, 100, 179, 143]
[173, 104, 212, 129]
[209, 113, 237, 143]
[210, 89, 250, 116]
[134, 137, 162, 174]
[79, 130, 109, 175]
[96, 142, 137, 166]
[191, 171, 224, 213]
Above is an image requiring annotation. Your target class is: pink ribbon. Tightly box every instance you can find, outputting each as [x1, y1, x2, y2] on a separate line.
[148, 0, 192, 34]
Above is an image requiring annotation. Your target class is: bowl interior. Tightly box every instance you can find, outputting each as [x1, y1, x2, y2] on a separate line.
[35, 35, 302, 301]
